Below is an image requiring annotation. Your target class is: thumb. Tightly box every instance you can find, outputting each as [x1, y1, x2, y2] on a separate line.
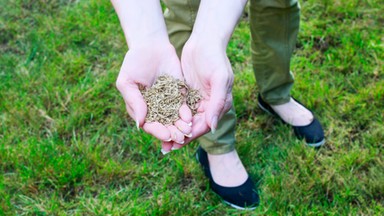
[205, 80, 229, 134]
[117, 81, 147, 128]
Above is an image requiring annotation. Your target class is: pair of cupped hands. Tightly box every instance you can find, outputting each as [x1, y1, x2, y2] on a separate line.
[116, 37, 234, 153]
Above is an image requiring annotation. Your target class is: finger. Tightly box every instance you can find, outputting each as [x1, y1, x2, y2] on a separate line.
[161, 141, 173, 155]
[183, 113, 210, 144]
[125, 104, 135, 123]
[205, 78, 231, 133]
[170, 143, 184, 151]
[174, 119, 192, 137]
[179, 103, 193, 125]
[167, 125, 185, 144]
[198, 100, 206, 113]
[222, 94, 233, 115]
[143, 122, 171, 141]
[116, 79, 147, 128]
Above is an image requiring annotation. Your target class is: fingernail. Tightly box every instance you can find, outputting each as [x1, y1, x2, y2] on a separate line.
[164, 138, 172, 142]
[136, 119, 140, 130]
[177, 140, 185, 145]
[171, 147, 178, 151]
[161, 149, 170, 155]
[211, 116, 218, 134]
[188, 122, 192, 126]
[185, 133, 192, 138]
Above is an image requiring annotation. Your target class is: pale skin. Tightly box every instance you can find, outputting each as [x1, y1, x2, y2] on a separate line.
[111, 0, 313, 187]
[112, 0, 192, 146]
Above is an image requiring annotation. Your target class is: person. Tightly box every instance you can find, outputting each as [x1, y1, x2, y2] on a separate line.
[111, 0, 325, 210]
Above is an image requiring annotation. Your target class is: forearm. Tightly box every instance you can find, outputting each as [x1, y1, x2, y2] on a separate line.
[191, 0, 248, 47]
[111, 0, 169, 49]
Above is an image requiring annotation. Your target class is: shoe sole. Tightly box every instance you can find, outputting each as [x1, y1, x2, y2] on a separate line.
[257, 102, 325, 147]
[306, 139, 325, 147]
[223, 201, 258, 210]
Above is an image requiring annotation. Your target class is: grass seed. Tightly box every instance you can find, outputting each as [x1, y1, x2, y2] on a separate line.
[141, 75, 201, 125]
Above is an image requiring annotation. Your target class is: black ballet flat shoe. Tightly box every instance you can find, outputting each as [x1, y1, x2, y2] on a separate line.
[257, 94, 325, 147]
[196, 147, 260, 210]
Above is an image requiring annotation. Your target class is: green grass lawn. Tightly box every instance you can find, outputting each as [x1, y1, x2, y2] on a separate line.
[1, 0, 383, 215]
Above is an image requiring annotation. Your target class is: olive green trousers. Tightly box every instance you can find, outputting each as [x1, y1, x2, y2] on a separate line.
[163, 0, 300, 154]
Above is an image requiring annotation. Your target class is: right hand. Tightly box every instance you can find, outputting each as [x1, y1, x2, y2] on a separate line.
[170, 36, 234, 148]
[116, 42, 192, 145]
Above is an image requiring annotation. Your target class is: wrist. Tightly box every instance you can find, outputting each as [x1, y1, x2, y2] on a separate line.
[111, 0, 170, 49]
[186, 34, 227, 53]
[127, 41, 178, 61]
[191, 0, 247, 47]
[190, 25, 231, 48]
[128, 35, 171, 50]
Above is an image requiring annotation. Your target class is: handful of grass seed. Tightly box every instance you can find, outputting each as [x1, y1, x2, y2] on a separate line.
[141, 75, 201, 125]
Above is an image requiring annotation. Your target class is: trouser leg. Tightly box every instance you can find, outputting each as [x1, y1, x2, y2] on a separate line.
[163, 0, 236, 155]
[249, 0, 300, 105]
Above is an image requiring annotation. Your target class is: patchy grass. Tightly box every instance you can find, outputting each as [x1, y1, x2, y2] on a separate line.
[1, 0, 383, 215]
